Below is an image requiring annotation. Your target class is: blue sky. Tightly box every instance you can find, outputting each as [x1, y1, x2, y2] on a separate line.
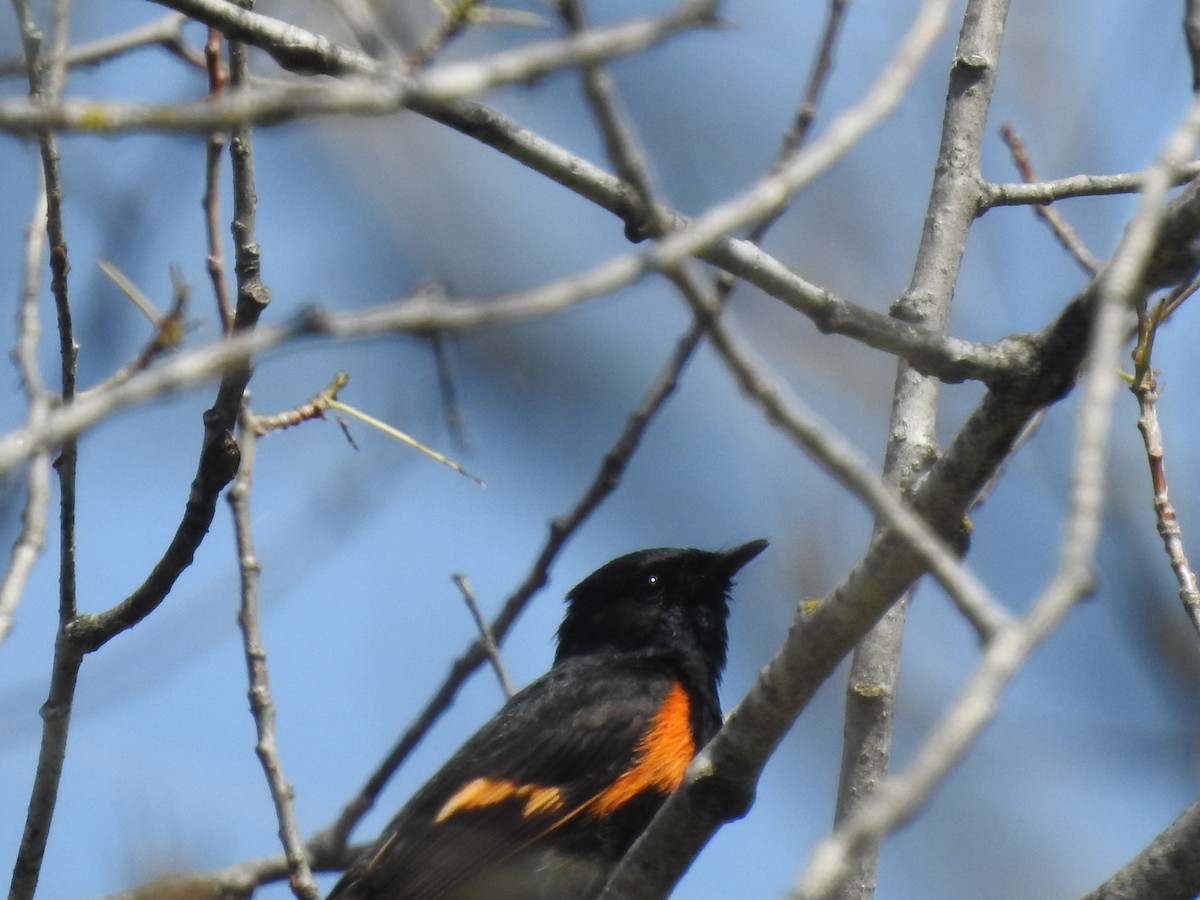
[2, 1, 1199, 898]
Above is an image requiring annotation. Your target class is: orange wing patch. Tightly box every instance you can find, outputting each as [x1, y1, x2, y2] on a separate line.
[436, 682, 694, 834]
[584, 681, 694, 817]
[435, 777, 565, 823]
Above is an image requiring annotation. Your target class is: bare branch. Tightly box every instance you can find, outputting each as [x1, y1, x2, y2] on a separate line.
[203, 27, 236, 333]
[1129, 284, 1200, 635]
[311, 311, 715, 860]
[981, 161, 1200, 207]
[834, 0, 1013, 890]
[229, 405, 319, 900]
[1130, 366, 1200, 635]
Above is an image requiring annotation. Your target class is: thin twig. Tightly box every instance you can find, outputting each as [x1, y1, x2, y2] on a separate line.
[832, 1, 1009, 893]
[230, 403, 320, 900]
[248, 372, 347, 434]
[1130, 367, 1200, 634]
[80, 263, 189, 398]
[1000, 123, 1102, 274]
[734, 0, 852, 256]
[452, 574, 516, 698]
[711, 313, 1010, 639]
[1130, 294, 1200, 636]
[203, 26, 235, 333]
[980, 161, 1200, 207]
[326, 397, 484, 485]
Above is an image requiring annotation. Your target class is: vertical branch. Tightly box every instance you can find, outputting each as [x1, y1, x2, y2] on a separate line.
[68, 8, 272, 652]
[229, 406, 320, 900]
[1130, 295, 1200, 635]
[796, 74, 1200, 900]
[212, 6, 271, 423]
[1131, 368, 1200, 633]
[8, 1, 82, 897]
[832, 2, 1010, 897]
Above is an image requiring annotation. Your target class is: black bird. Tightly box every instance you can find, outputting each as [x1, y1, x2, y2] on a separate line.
[328, 539, 768, 900]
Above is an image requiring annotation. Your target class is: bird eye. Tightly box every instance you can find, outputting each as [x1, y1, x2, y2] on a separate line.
[647, 574, 659, 587]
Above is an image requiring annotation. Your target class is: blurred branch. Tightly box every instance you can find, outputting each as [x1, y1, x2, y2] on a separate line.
[1186, 0, 1200, 92]
[0, 248, 1021, 480]
[229, 405, 320, 900]
[727, 0, 851, 255]
[429, 333, 467, 450]
[59, 25, 283, 660]
[0, 177, 50, 650]
[0, 0, 717, 133]
[100, 841, 356, 900]
[789, 80, 1200, 900]
[1000, 123, 1102, 274]
[0, 0, 1024, 385]
[1080, 793, 1200, 900]
[708, 310, 1012, 642]
[0, 12, 200, 76]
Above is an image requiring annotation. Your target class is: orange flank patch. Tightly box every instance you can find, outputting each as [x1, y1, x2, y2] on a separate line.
[435, 777, 564, 823]
[585, 682, 694, 817]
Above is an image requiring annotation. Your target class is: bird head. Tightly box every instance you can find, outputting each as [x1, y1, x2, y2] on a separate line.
[555, 540, 767, 687]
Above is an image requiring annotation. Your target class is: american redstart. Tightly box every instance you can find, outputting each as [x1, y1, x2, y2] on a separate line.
[328, 539, 768, 900]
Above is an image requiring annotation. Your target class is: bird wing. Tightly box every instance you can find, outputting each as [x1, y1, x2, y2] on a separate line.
[328, 657, 695, 900]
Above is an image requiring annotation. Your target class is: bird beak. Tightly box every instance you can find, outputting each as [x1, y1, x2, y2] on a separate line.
[713, 539, 768, 578]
